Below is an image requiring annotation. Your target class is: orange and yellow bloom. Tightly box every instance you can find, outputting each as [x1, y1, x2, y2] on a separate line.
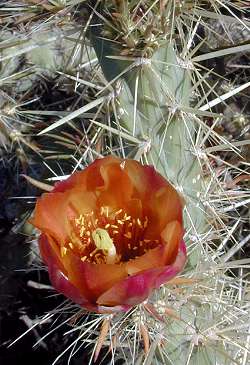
[31, 156, 186, 313]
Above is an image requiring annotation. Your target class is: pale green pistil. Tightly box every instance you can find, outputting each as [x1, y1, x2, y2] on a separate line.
[92, 228, 117, 264]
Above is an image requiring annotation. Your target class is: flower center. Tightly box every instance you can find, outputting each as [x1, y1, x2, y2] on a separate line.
[92, 228, 117, 264]
[60, 206, 160, 264]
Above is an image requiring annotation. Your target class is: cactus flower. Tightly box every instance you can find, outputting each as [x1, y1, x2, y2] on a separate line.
[31, 156, 186, 313]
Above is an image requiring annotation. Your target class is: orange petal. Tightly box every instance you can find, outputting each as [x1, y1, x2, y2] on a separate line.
[144, 185, 183, 239]
[31, 190, 97, 244]
[94, 241, 187, 307]
[97, 162, 134, 207]
[160, 220, 183, 264]
[124, 160, 168, 197]
[39, 234, 65, 273]
[155, 240, 187, 287]
[39, 236, 92, 306]
[52, 156, 120, 193]
[31, 192, 70, 244]
[59, 249, 95, 302]
[66, 189, 97, 217]
[97, 268, 161, 307]
[126, 246, 165, 275]
[126, 221, 183, 275]
[125, 198, 143, 218]
[156, 185, 183, 224]
[62, 249, 128, 301]
[49, 265, 91, 307]
[79, 262, 128, 300]
[85, 156, 120, 191]
[123, 159, 149, 197]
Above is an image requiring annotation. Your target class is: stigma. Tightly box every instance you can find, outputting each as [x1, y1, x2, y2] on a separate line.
[92, 228, 117, 264]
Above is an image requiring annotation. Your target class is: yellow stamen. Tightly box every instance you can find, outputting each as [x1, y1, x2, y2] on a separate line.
[61, 246, 68, 257]
[92, 228, 117, 264]
[90, 248, 98, 257]
[124, 232, 132, 239]
[80, 226, 85, 237]
[115, 208, 123, 215]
